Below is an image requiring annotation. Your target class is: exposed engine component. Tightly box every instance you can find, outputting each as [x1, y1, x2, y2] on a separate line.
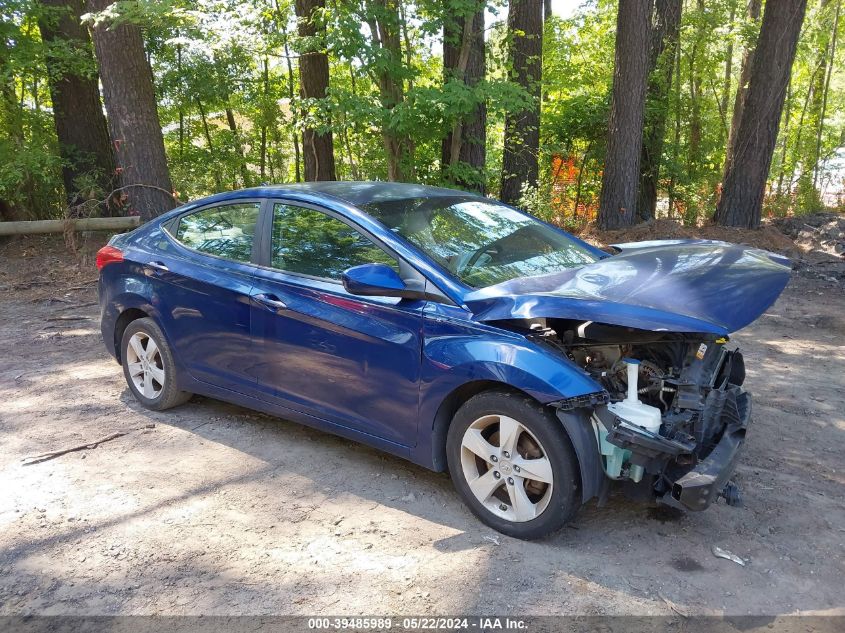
[499, 317, 746, 492]
[495, 316, 752, 512]
[592, 360, 663, 482]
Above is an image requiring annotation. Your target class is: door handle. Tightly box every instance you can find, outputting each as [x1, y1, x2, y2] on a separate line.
[253, 293, 288, 311]
[146, 261, 169, 272]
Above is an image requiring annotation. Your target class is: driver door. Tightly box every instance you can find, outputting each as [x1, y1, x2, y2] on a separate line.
[248, 200, 426, 447]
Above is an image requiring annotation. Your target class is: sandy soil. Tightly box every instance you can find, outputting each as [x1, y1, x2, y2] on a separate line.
[0, 234, 843, 617]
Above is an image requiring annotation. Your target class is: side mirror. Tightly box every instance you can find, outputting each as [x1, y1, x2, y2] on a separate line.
[342, 263, 419, 299]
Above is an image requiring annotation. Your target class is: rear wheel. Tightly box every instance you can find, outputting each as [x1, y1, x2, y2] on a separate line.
[446, 391, 581, 539]
[121, 318, 191, 411]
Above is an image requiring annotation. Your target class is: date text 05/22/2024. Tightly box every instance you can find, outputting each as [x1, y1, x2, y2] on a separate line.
[307, 617, 528, 631]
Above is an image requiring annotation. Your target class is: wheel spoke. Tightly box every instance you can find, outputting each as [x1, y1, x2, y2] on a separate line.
[508, 479, 537, 522]
[512, 455, 553, 484]
[144, 337, 159, 361]
[142, 372, 155, 398]
[497, 416, 522, 457]
[127, 362, 144, 378]
[129, 336, 145, 360]
[148, 365, 165, 385]
[468, 469, 502, 502]
[462, 428, 497, 462]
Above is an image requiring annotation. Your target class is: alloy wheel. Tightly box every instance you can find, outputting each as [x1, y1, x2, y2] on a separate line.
[459, 414, 554, 522]
[126, 332, 165, 399]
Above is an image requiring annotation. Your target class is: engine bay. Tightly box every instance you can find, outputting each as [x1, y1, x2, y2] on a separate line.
[499, 317, 749, 502]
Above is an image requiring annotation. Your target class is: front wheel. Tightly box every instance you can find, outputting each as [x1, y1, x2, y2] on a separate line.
[121, 317, 191, 411]
[446, 391, 581, 539]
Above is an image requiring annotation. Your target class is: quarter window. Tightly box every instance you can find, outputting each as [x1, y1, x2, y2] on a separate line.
[175, 202, 261, 263]
[271, 203, 399, 279]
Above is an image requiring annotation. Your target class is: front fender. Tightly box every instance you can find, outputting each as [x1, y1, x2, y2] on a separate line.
[410, 308, 606, 471]
[422, 335, 603, 406]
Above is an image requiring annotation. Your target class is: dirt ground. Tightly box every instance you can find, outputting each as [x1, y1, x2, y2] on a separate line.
[0, 230, 843, 617]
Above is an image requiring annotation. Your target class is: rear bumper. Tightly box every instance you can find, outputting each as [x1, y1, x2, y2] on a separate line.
[662, 388, 751, 511]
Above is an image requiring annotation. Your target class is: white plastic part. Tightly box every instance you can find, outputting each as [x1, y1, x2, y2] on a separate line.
[607, 359, 663, 435]
[626, 359, 639, 403]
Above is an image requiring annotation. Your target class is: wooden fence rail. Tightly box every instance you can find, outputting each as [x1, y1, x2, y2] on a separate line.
[0, 216, 141, 236]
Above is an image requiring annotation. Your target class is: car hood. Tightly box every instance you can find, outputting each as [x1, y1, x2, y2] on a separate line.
[463, 240, 791, 335]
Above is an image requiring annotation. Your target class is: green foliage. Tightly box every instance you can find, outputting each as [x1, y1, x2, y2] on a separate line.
[0, 0, 63, 218]
[1, 0, 843, 221]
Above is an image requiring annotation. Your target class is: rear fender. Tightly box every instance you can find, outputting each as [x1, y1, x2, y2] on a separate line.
[99, 263, 183, 374]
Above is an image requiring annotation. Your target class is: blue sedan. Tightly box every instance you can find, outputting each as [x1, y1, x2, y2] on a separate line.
[97, 182, 790, 538]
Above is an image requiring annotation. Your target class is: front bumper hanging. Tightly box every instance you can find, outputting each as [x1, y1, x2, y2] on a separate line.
[663, 388, 751, 510]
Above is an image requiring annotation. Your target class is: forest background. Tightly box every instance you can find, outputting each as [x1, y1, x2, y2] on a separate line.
[0, 0, 841, 231]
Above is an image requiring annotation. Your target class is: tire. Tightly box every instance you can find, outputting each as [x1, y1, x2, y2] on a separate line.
[121, 317, 191, 411]
[446, 390, 581, 539]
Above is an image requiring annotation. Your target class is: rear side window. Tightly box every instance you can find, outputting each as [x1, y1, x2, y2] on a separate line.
[175, 202, 261, 263]
[271, 203, 399, 280]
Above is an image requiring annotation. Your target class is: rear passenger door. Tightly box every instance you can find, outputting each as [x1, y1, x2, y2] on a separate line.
[155, 199, 263, 393]
[247, 200, 425, 446]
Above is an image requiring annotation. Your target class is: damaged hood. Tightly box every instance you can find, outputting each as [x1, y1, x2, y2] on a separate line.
[463, 240, 791, 335]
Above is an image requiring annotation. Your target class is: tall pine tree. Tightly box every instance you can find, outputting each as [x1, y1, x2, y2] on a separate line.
[500, 0, 543, 206]
[88, 0, 176, 219]
[597, 0, 654, 229]
[716, 0, 808, 227]
[38, 0, 114, 207]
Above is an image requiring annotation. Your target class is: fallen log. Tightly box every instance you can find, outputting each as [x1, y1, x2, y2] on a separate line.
[0, 216, 141, 236]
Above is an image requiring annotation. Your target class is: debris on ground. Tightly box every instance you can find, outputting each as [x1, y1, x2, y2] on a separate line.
[579, 217, 797, 255]
[575, 212, 845, 286]
[711, 545, 747, 567]
[22, 425, 156, 466]
[772, 212, 845, 258]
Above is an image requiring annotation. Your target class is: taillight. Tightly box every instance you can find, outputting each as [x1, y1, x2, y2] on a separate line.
[96, 245, 124, 270]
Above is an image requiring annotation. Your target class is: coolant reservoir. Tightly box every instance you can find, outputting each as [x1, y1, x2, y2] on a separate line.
[607, 358, 663, 434]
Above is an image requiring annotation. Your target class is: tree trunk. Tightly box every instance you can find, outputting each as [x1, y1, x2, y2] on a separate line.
[637, 0, 682, 221]
[224, 107, 251, 188]
[295, 0, 337, 181]
[715, 0, 808, 228]
[776, 79, 793, 196]
[196, 98, 223, 190]
[88, 0, 175, 219]
[500, 0, 543, 206]
[722, 0, 763, 179]
[366, 0, 414, 182]
[687, 0, 705, 179]
[38, 0, 114, 207]
[597, 0, 654, 230]
[177, 42, 184, 158]
[0, 198, 20, 222]
[788, 77, 816, 195]
[282, 30, 302, 183]
[812, 0, 840, 190]
[441, 0, 486, 192]
[260, 57, 268, 180]
[667, 31, 682, 217]
[720, 2, 736, 143]
[544, 0, 552, 21]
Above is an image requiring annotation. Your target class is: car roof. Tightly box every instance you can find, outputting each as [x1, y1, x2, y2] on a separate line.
[215, 181, 482, 209]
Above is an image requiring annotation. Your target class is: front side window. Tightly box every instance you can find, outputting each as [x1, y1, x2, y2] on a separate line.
[175, 202, 261, 263]
[363, 197, 600, 288]
[271, 203, 399, 280]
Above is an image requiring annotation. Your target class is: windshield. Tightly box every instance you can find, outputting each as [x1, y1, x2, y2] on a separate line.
[363, 196, 600, 288]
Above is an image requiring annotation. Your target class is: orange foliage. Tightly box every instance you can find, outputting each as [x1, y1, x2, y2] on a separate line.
[548, 154, 597, 229]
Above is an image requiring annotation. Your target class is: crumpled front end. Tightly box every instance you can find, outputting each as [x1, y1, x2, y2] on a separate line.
[589, 348, 751, 511]
[506, 318, 755, 511]
[573, 325, 751, 511]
